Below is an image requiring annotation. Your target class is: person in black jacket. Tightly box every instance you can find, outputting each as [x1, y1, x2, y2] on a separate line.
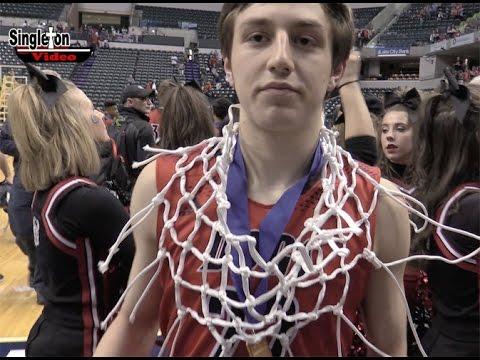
[117, 85, 156, 183]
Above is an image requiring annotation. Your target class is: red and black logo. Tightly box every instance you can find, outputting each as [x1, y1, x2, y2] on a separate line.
[9, 27, 92, 63]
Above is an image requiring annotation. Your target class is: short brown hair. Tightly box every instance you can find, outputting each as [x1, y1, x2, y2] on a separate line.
[157, 80, 215, 150]
[218, 3, 354, 70]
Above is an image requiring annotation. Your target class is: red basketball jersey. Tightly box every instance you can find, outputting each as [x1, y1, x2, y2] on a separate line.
[154, 145, 381, 356]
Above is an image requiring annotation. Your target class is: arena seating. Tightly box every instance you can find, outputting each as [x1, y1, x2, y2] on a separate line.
[353, 7, 384, 29]
[72, 48, 137, 107]
[134, 49, 186, 87]
[136, 5, 386, 42]
[135, 5, 219, 40]
[0, 3, 67, 20]
[376, 3, 480, 47]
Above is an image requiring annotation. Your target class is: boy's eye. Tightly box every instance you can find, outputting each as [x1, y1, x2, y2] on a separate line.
[248, 33, 267, 43]
[295, 36, 314, 46]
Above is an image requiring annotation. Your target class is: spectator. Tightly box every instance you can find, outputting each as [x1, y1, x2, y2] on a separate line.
[462, 57, 469, 72]
[171, 55, 178, 74]
[103, 100, 120, 137]
[178, 62, 185, 76]
[116, 85, 156, 185]
[127, 74, 135, 85]
[451, 25, 459, 38]
[151, 79, 157, 96]
[458, 4, 464, 20]
[454, 57, 462, 72]
[447, 25, 455, 38]
[156, 80, 214, 149]
[451, 4, 458, 19]
[0, 120, 41, 302]
[145, 80, 153, 91]
[211, 97, 232, 136]
[437, 8, 444, 20]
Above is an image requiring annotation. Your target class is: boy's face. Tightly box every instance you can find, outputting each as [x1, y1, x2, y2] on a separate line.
[224, 3, 344, 133]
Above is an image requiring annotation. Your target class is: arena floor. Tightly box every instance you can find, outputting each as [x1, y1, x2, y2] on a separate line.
[0, 158, 41, 356]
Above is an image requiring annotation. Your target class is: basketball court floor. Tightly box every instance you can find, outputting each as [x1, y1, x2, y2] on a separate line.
[0, 157, 41, 356]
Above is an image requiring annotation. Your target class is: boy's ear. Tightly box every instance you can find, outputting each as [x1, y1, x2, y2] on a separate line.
[327, 61, 346, 93]
[223, 57, 235, 87]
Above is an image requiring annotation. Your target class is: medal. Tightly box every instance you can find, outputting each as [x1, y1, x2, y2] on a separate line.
[246, 338, 272, 357]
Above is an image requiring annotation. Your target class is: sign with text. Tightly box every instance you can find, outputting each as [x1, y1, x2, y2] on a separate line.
[376, 47, 410, 57]
[9, 27, 92, 63]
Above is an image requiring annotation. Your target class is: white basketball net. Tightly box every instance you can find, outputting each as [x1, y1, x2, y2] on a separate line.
[98, 105, 480, 357]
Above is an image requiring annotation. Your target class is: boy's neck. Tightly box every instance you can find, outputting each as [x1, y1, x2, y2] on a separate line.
[238, 109, 323, 205]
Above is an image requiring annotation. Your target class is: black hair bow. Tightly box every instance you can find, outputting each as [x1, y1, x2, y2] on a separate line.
[171, 76, 202, 92]
[383, 87, 421, 112]
[441, 66, 471, 124]
[184, 79, 202, 92]
[364, 94, 385, 117]
[334, 94, 384, 125]
[25, 63, 67, 109]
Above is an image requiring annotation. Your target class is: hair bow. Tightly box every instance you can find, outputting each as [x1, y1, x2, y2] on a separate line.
[364, 94, 385, 117]
[334, 94, 383, 125]
[25, 63, 67, 109]
[171, 77, 202, 92]
[184, 79, 202, 92]
[441, 66, 471, 124]
[383, 87, 421, 112]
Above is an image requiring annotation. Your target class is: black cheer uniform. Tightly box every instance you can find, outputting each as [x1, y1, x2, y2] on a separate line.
[421, 183, 480, 357]
[26, 177, 135, 356]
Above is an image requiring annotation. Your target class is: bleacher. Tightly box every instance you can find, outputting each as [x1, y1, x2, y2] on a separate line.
[136, 5, 219, 40]
[353, 6, 384, 29]
[134, 49, 186, 86]
[0, 3, 67, 20]
[196, 53, 237, 101]
[72, 48, 137, 108]
[376, 3, 480, 47]
[136, 5, 387, 42]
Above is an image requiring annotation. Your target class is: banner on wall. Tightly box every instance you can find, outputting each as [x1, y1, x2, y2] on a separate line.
[376, 47, 410, 57]
[179, 22, 197, 30]
[451, 33, 475, 48]
[430, 39, 448, 52]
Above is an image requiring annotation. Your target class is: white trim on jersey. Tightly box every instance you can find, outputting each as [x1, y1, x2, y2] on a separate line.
[45, 179, 94, 250]
[85, 238, 101, 352]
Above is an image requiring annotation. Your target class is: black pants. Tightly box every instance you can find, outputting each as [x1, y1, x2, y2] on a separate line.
[26, 313, 84, 357]
[15, 235, 37, 286]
